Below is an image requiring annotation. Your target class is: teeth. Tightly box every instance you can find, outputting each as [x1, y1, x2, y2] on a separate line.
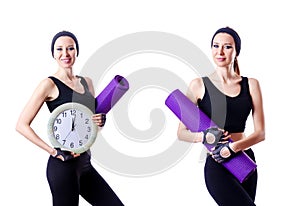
[62, 59, 70, 63]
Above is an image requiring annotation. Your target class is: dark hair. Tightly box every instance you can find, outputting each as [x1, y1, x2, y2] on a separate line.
[51, 31, 79, 57]
[211, 27, 241, 75]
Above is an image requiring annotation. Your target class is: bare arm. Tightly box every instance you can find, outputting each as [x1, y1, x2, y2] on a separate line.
[177, 78, 205, 143]
[230, 78, 265, 152]
[16, 78, 57, 156]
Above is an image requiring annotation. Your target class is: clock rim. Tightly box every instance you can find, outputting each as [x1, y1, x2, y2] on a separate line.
[47, 102, 98, 154]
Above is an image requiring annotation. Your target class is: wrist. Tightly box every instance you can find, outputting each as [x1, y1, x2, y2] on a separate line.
[50, 148, 57, 157]
[194, 132, 203, 143]
[228, 143, 237, 153]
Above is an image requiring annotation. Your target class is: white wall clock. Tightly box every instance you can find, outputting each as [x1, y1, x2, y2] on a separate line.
[47, 102, 98, 154]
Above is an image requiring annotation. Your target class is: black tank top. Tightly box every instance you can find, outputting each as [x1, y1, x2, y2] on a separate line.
[46, 76, 96, 113]
[197, 76, 253, 133]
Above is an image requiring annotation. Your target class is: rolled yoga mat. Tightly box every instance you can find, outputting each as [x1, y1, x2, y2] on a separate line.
[96, 75, 129, 114]
[165, 89, 257, 183]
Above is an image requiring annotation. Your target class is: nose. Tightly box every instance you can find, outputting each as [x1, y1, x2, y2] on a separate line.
[62, 48, 70, 56]
[217, 46, 224, 55]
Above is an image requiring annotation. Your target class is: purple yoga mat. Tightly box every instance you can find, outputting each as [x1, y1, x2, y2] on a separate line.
[165, 89, 257, 183]
[95, 75, 129, 114]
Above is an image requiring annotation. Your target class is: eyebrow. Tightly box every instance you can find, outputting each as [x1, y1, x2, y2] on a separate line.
[212, 42, 233, 45]
[55, 45, 75, 48]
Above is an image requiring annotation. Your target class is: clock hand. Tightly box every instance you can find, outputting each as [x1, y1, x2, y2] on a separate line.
[63, 115, 77, 142]
[61, 116, 75, 142]
[71, 115, 76, 131]
[63, 130, 73, 141]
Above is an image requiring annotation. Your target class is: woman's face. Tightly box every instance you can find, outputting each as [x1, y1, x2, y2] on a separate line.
[53, 36, 77, 69]
[211, 33, 236, 68]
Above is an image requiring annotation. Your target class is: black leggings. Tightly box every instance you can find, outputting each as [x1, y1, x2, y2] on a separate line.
[204, 149, 258, 206]
[46, 151, 124, 206]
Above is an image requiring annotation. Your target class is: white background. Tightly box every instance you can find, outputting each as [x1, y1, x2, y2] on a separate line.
[1, 0, 299, 205]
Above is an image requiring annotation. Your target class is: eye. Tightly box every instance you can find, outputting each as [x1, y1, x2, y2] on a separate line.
[68, 47, 75, 51]
[56, 48, 63, 51]
[212, 44, 219, 48]
[224, 45, 233, 49]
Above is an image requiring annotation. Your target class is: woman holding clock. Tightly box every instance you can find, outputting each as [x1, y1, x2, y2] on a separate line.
[16, 31, 124, 206]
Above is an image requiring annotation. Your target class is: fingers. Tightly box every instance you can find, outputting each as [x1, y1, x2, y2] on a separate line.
[211, 152, 225, 163]
[53, 148, 80, 161]
[222, 133, 231, 140]
[209, 152, 223, 163]
[70, 152, 81, 158]
[210, 142, 234, 163]
[57, 153, 79, 161]
[92, 113, 106, 127]
[56, 154, 65, 161]
[219, 139, 230, 144]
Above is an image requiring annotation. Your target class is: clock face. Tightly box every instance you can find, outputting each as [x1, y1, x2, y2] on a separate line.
[48, 103, 98, 154]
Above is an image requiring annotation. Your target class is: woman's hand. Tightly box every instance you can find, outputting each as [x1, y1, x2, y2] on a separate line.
[52, 148, 80, 161]
[211, 142, 236, 163]
[92, 113, 106, 127]
[202, 127, 230, 145]
[202, 128, 236, 163]
[212, 142, 236, 163]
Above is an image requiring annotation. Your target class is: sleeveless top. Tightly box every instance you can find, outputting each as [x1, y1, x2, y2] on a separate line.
[46, 76, 96, 113]
[197, 76, 253, 133]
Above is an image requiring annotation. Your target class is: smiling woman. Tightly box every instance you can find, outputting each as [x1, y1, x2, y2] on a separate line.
[15, 30, 124, 206]
[177, 27, 265, 206]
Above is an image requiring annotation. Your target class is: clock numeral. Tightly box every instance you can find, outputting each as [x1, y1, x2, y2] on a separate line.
[70, 142, 74, 148]
[85, 118, 89, 124]
[56, 119, 62, 124]
[62, 112, 67, 117]
[70, 109, 76, 116]
[62, 140, 66, 145]
[55, 134, 60, 140]
[85, 135, 89, 139]
[79, 140, 83, 146]
[53, 126, 58, 132]
[87, 126, 91, 132]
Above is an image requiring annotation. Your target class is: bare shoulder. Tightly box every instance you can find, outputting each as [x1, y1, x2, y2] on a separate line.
[27, 77, 57, 102]
[38, 77, 56, 91]
[247, 77, 261, 91]
[189, 77, 203, 91]
[186, 77, 204, 103]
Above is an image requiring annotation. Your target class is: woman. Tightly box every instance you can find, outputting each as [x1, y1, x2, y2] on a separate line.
[177, 27, 265, 205]
[16, 31, 124, 206]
